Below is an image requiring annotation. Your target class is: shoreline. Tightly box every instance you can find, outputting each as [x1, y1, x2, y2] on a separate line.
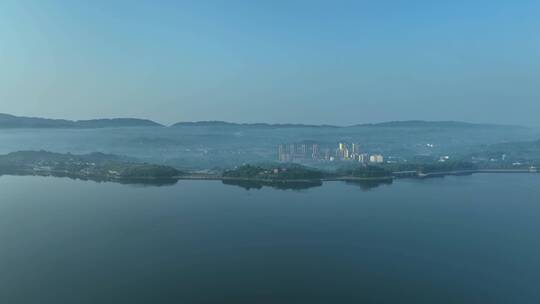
[0, 168, 537, 186]
[177, 169, 538, 183]
[414, 169, 537, 178]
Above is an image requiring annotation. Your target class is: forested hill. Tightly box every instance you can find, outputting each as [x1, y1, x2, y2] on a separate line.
[0, 151, 182, 180]
[0, 113, 163, 128]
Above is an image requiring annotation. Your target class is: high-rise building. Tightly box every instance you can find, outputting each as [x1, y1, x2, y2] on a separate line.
[278, 144, 285, 161]
[278, 144, 293, 162]
[337, 142, 348, 159]
[352, 143, 360, 154]
[312, 144, 319, 160]
[358, 153, 369, 164]
[289, 144, 296, 160]
[324, 149, 330, 160]
[300, 144, 307, 156]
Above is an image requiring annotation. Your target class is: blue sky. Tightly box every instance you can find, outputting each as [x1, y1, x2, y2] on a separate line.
[1, 0, 539, 125]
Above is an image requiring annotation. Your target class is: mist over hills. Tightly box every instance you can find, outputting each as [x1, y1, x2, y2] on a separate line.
[171, 121, 340, 129]
[171, 120, 507, 129]
[354, 120, 525, 129]
[0, 113, 538, 170]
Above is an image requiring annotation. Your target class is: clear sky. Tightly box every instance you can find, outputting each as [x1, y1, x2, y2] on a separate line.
[1, 0, 539, 126]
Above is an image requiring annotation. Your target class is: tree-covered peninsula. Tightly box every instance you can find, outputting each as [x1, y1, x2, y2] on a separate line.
[0, 151, 182, 181]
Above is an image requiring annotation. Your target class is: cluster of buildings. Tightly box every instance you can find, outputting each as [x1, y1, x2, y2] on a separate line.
[278, 143, 322, 162]
[335, 142, 384, 163]
[278, 142, 384, 164]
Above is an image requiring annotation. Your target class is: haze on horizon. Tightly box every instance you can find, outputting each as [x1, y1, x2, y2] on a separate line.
[1, 1, 539, 126]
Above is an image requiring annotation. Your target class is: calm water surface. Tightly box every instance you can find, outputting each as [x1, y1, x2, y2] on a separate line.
[0, 174, 539, 303]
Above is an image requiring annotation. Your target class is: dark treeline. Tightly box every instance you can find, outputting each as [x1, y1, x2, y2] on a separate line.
[383, 161, 478, 173]
[223, 164, 325, 180]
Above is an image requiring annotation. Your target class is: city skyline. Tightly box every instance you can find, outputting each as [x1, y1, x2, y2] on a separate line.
[278, 142, 384, 164]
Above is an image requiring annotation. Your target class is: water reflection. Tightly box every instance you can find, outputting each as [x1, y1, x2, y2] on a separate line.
[222, 179, 323, 191]
[0, 171, 179, 187]
[1, 171, 395, 190]
[344, 179, 393, 191]
[222, 178, 395, 191]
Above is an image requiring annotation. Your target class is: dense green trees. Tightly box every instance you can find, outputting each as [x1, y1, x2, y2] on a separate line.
[0, 151, 182, 180]
[223, 164, 324, 180]
[337, 165, 392, 178]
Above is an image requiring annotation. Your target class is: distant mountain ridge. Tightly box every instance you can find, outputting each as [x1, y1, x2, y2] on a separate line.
[171, 121, 339, 129]
[172, 120, 522, 129]
[353, 120, 524, 129]
[0, 113, 524, 129]
[0, 113, 163, 128]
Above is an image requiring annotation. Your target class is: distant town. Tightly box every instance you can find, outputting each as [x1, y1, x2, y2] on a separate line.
[278, 142, 384, 164]
[1, 114, 540, 189]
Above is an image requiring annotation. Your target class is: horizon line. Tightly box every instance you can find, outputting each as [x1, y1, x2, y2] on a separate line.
[0, 112, 530, 129]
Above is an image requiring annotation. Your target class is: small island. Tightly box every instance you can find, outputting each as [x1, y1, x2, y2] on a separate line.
[223, 164, 326, 181]
[220, 164, 326, 190]
[219, 164, 397, 190]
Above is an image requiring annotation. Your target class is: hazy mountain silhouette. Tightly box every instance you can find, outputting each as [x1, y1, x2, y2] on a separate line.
[0, 113, 526, 129]
[0, 113, 163, 128]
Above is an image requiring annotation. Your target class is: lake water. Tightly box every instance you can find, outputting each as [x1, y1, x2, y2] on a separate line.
[1, 174, 539, 303]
